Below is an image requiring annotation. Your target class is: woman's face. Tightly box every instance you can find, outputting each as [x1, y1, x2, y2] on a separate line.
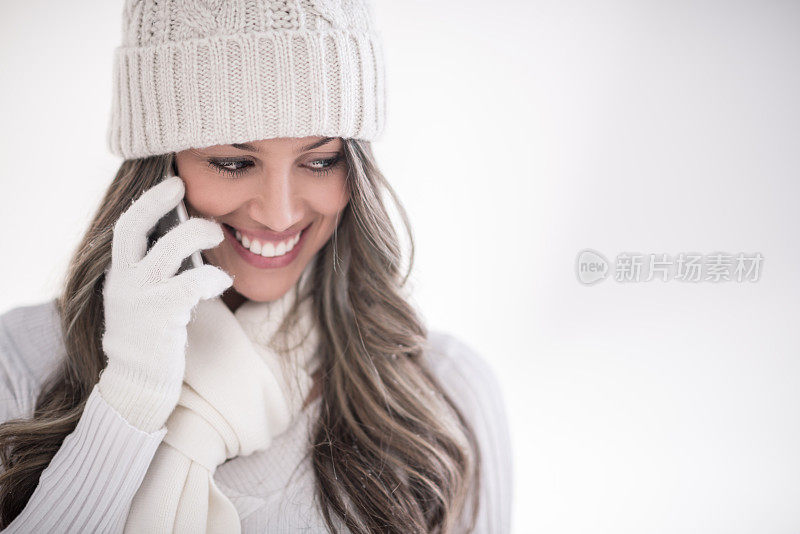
[173, 136, 348, 304]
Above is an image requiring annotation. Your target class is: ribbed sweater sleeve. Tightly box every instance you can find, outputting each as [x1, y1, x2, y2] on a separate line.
[1, 383, 167, 533]
[0, 307, 168, 533]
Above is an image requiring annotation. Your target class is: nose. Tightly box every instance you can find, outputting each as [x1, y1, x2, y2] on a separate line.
[245, 167, 303, 232]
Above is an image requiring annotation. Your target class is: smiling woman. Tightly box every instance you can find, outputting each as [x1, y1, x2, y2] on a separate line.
[0, 0, 513, 532]
[174, 136, 352, 307]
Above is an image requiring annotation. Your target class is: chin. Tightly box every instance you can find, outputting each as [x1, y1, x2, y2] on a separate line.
[235, 285, 289, 303]
[231, 276, 294, 303]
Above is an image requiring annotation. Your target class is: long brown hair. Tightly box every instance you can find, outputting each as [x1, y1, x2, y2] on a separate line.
[0, 139, 481, 533]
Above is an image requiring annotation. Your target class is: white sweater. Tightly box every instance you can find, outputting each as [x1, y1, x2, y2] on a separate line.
[0, 299, 513, 533]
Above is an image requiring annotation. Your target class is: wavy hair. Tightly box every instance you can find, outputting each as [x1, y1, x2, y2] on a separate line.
[0, 139, 481, 533]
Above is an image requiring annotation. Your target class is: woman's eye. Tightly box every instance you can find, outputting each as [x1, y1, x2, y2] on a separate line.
[206, 154, 342, 178]
[306, 154, 342, 177]
[207, 159, 253, 177]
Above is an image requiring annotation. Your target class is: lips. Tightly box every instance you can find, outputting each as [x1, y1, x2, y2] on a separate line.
[221, 221, 308, 269]
[222, 222, 307, 243]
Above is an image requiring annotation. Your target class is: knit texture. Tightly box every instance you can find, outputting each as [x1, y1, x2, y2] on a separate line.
[0, 299, 514, 533]
[107, 0, 387, 159]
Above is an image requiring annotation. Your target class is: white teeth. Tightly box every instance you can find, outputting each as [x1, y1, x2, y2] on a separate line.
[234, 228, 302, 258]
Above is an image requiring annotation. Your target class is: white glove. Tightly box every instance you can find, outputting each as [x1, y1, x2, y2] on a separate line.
[97, 175, 234, 433]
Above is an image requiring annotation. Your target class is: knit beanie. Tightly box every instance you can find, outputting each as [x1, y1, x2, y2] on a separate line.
[106, 0, 387, 160]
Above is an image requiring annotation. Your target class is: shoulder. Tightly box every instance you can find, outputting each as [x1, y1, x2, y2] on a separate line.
[0, 298, 65, 418]
[422, 329, 514, 533]
[423, 329, 507, 418]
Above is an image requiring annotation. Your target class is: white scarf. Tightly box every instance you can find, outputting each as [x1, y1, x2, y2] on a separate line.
[123, 263, 320, 533]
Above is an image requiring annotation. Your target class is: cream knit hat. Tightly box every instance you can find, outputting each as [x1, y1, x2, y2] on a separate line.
[107, 0, 386, 160]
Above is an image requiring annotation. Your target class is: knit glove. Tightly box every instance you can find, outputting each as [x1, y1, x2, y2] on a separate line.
[97, 175, 234, 433]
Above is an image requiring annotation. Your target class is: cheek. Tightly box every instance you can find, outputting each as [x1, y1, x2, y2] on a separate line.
[174, 155, 235, 217]
[183, 178, 235, 217]
[307, 178, 349, 217]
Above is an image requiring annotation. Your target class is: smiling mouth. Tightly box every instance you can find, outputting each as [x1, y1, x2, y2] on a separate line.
[222, 223, 306, 258]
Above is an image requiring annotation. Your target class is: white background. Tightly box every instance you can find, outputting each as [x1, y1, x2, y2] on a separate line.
[2, 1, 800, 533]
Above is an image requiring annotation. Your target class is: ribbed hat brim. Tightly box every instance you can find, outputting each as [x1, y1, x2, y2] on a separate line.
[107, 29, 386, 159]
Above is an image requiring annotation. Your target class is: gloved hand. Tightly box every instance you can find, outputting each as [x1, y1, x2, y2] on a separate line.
[97, 175, 234, 433]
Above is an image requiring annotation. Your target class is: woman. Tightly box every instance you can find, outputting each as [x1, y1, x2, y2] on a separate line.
[0, 1, 513, 533]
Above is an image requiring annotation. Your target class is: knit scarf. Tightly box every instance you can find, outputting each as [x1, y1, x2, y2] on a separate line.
[123, 261, 320, 533]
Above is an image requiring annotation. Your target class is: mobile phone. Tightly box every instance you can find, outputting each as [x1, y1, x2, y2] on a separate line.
[147, 164, 204, 274]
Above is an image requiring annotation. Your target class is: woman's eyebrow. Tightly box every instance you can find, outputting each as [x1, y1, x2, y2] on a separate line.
[230, 137, 336, 154]
[230, 142, 260, 152]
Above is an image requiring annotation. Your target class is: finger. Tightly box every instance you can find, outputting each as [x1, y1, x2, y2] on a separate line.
[111, 176, 184, 268]
[138, 217, 225, 282]
[167, 264, 234, 306]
